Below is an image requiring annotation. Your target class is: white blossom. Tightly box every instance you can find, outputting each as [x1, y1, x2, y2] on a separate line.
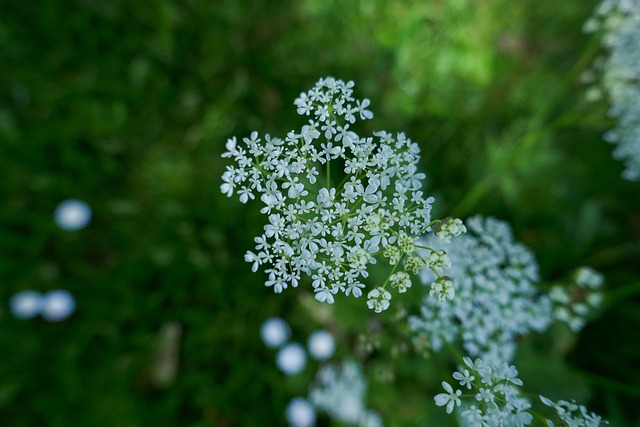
[220, 77, 465, 311]
[309, 360, 381, 426]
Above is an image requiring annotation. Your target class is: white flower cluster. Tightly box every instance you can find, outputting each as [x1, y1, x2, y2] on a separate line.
[309, 360, 382, 427]
[540, 396, 609, 427]
[221, 77, 465, 311]
[435, 357, 608, 426]
[584, 0, 640, 181]
[549, 267, 605, 332]
[435, 357, 533, 425]
[409, 216, 552, 365]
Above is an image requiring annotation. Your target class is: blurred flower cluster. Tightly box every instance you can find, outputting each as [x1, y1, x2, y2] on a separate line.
[585, 0, 640, 181]
[260, 317, 380, 427]
[309, 360, 382, 427]
[409, 216, 553, 365]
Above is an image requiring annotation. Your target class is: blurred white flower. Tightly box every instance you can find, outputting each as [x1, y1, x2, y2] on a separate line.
[307, 330, 335, 361]
[9, 290, 44, 319]
[410, 216, 552, 364]
[286, 397, 316, 427]
[260, 317, 291, 348]
[585, 0, 640, 181]
[276, 343, 307, 376]
[54, 199, 92, 231]
[309, 359, 381, 426]
[41, 290, 76, 322]
[549, 266, 605, 332]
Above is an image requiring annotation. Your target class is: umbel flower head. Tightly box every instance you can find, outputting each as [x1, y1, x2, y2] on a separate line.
[409, 216, 552, 364]
[435, 356, 608, 426]
[584, 0, 640, 181]
[220, 77, 465, 312]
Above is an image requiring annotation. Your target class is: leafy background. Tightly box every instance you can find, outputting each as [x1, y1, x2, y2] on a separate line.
[1, 0, 639, 425]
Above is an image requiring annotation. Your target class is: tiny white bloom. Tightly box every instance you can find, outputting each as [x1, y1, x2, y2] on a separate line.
[307, 330, 335, 361]
[285, 397, 316, 427]
[260, 317, 290, 348]
[9, 290, 44, 319]
[276, 343, 307, 376]
[54, 199, 92, 231]
[41, 290, 76, 322]
[434, 381, 462, 414]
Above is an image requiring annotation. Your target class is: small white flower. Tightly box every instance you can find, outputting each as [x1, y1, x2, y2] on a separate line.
[430, 276, 454, 303]
[453, 369, 475, 389]
[307, 330, 335, 361]
[389, 271, 412, 293]
[9, 290, 44, 319]
[41, 290, 76, 322]
[434, 381, 462, 414]
[54, 199, 92, 231]
[220, 77, 458, 311]
[276, 343, 307, 376]
[260, 317, 290, 348]
[366, 287, 391, 313]
[286, 397, 316, 427]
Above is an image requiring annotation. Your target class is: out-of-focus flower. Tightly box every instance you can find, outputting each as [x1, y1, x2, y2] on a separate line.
[286, 397, 316, 427]
[309, 359, 381, 426]
[261, 317, 291, 348]
[276, 343, 307, 376]
[41, 290, 76, 322]
[54, 199, 92, 231]
[307, 330, 335, 361]
[9, 290, 44, 319]
[549, 266, 605, 332]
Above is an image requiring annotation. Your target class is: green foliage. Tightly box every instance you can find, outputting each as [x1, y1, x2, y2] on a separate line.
[1, 0, 639, 425]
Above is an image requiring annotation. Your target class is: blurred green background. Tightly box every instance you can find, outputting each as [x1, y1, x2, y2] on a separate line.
[1, 0, 639, 425]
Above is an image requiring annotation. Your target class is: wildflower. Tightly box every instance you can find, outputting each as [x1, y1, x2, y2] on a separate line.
[286, 397, 316, 427]
[260, 317, 291, 348]
[429, 276, 454, 303]
[309, 359, 381, 426]
[54, 199, 92, 231]
[277, 343, 307, 376]
[434, 217, 467, 243]
[389, 271, 412, 293]
[549, 266, 605, 332]
[41, 290, 76, 322]
[220, 77, 464, 311]
[540, 396, 609, 426]
[434, 381, 462, 414]
[366, 287, 391, 313]
[307, 330, 335, 361]
[409, 216, 552, 364]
